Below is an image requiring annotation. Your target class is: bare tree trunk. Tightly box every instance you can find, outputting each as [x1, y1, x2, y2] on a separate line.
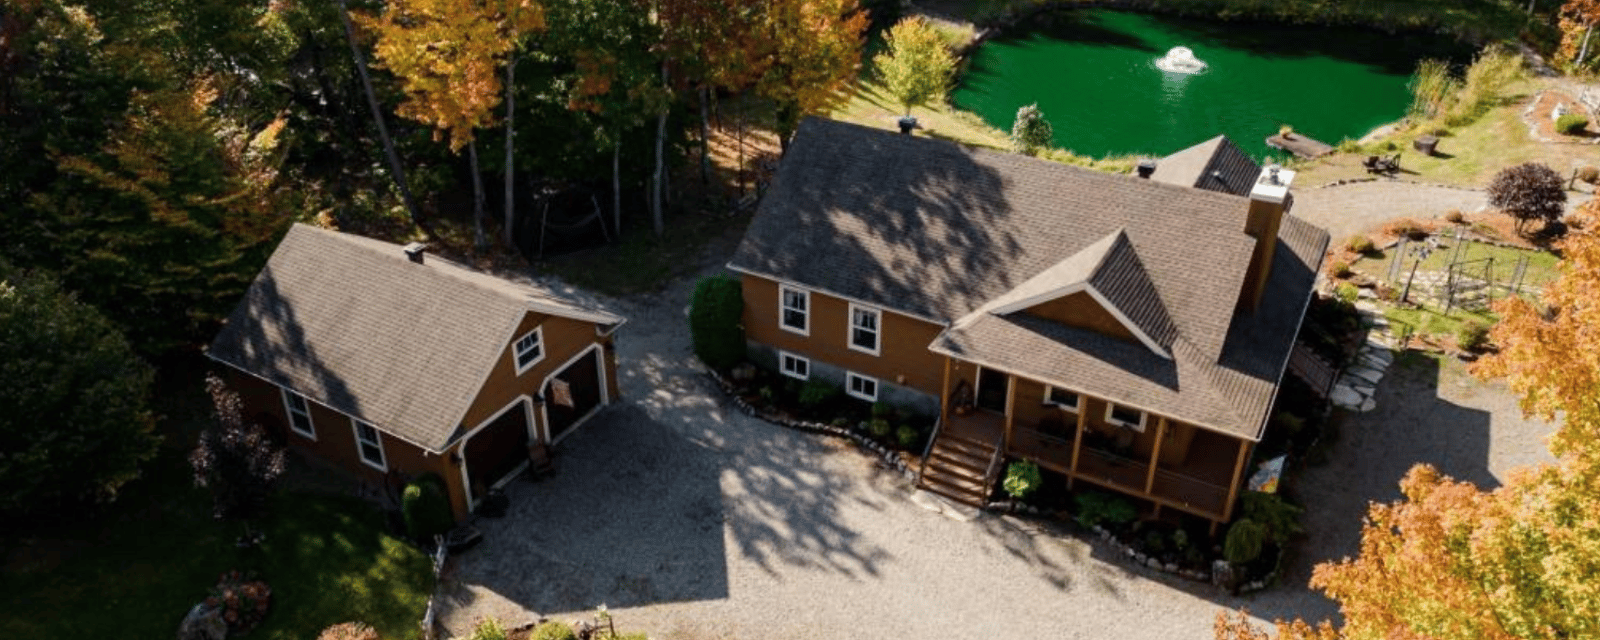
[651, 66, 667, 237]
[1528, 0, 1535, 13]
[612, 140, 621, 236]
[504, 55, 517, 248]
[469, 140, 486, 251]
[338, 0, 422, 231]
[1580, 24, 1595, 66]
[699, 86, 711, 187]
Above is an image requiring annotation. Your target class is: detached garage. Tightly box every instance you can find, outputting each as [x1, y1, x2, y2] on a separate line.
[208, 223, 625, 520]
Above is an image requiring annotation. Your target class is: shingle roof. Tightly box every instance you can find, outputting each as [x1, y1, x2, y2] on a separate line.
[729, 118, 1329, 440]
[1149, 135, 1262, 197]
[207, 224, 622, 451]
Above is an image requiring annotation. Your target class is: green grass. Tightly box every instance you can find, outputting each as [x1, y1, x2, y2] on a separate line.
[1352, 238, 1560, 290]
[1384, 305, 1496, 341]
[0, 448, 433, 639]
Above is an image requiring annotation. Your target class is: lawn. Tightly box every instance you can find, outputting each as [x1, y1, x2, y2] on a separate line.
[1351, 236, 1561, 291]
[0, 447, 433, 639]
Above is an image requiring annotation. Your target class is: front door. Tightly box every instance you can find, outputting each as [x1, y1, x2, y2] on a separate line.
[976, 366, 1009, 414]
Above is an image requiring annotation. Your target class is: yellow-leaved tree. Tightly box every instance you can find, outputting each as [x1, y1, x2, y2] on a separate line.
[359, 0, 544, 249]
[1218, 206, 1600, 640]
[753, 0, 868, 148]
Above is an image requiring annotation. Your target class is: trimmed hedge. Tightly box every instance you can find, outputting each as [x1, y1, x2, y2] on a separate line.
[689, 275, 745, 370]
[401, 473, 453, 543]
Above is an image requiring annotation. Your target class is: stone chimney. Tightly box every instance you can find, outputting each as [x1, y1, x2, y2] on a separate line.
[1239, 165, 1294, 311]
[403, 242, 427, 264]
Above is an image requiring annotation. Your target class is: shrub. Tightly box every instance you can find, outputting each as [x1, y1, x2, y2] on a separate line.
[402, 474, 454, 542]
[1407, 58, 1460, 120]
[1556, 113, 1589, 135]
[207, 570, 271, 634]
[318, 622, 379, 640]
[797, 379, 840, 412]
[1224, 518, 1267, 564]
[1335, 282, 1359, 303]
[1445, 46, 1523, 126]
[530, 621, 577, 640]
[1171, 528, 1190, 551]
[1240, 491, 1304, 544]
[1273, 412, 1306, 439]
[871, 401, 894, 419]
[468, 618, 509, 640]
[1329, 260, 1353, 279]
[1074, 490, 1138, 528]
[1386, 219, 1428, 240]
[757, 385, 775, 405]
[1487, 162, 1567, 235]
[1577, 166, 1600, 185]
[0, 264, 159, 515]
[1445, 209, 1466, 224]
[1457, 319, 1490, 352]
[1011, 103, 1054, 155]
[896, 424, 921, 450]
[191, 374, 287, 520]
[1002, 461, 1041, 501]
[688, 275, 745, 370]
[1344, 235, 1375, 255]
[1144, 530, 1167, 554]
[868, 418, 892, 440]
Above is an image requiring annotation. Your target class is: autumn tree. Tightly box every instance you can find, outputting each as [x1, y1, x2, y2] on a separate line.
[1559, 0, 1600, 67]
[1217, 226, 1600, 640]
[1487, 162, 1566, 235]
[0, 263, 159, 516]
[872, 16, 955, 117]
[360, 0, 545, 249]
[191, 374, 287, 523]
[752, 0, 868, 148]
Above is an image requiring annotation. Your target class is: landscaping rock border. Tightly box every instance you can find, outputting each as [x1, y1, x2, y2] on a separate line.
[704, 367, 918, 481]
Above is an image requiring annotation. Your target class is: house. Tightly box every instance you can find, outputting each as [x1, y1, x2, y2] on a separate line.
[728, 119, 1328, 527]
[207, 224, 625, 520]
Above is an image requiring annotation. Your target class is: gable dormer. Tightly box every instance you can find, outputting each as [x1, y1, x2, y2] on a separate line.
[984, 230, 1176, 359]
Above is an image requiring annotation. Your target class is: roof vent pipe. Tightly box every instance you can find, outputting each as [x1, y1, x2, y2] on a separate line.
[403, 242, 427, 264]
[1136, 159, 1157, 179]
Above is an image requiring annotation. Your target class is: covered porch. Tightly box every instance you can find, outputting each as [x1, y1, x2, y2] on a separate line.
[935, 357, 1254, 525]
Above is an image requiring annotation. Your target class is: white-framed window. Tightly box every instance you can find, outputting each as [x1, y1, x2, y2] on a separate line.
[281, 389, 316, 439]
[848, 303, 881, 355]
[1044, 386, 1080, 412]
[779, 285, 809, 335]
[779, 351, 810, 380]
[352, 420, 387, 471]
[513, 326, 545, 374]
[845, 372, 879, 401]
[1105, 402, 1146, 431]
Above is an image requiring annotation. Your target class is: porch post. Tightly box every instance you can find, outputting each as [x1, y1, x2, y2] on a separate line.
[1144, 416, 1167, 494]
[1002, 374, 1017, 453]
[1067, 398, 1088, 489]
[939, 355, 952, 423]
[1221, 438, 1253, 522]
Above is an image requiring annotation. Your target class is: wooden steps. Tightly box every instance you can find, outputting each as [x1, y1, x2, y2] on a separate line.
[917, 428, 1000, 507]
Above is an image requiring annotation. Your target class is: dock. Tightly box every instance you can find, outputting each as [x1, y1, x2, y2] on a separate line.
[1266, 133, 1334, 159]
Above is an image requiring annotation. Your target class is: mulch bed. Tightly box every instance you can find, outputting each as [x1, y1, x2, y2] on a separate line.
[1528, 90, 1600, 142]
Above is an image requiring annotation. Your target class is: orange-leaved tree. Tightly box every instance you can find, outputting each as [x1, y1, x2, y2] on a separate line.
[359, 0, 544, 249]
[752, 0, 868, 148]
[1218, 217, 1600, 640]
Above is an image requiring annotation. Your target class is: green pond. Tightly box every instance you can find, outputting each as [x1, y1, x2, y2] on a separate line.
[952, 10, 1475, 160]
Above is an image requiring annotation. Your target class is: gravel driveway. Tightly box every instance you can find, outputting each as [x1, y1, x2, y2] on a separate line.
[435, 254, 1559, 639]
[1290, 180, 1593, 242]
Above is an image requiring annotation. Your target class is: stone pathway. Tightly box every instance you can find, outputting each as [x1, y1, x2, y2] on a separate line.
[1329, 298, 1397, 412]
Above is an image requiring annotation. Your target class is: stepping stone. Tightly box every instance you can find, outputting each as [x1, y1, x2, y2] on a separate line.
[1359, 398, 1377, 412]
[1347, 366, 1384, 384]
[1330, 386, 1364, 408]
[1352, 382, 1377, 395]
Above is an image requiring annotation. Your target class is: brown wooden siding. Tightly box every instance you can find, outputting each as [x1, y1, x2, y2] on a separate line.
[1024, 291, 1139, 343]
[460, 311, 612, 442]
[223, 368, 470, 519]
[741, 274, 945, 396]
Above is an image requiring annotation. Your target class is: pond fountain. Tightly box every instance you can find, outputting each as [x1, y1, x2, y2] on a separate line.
[1154, 46, 1207, 74]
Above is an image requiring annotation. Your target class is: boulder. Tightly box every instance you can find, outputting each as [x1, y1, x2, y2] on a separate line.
[178, 603, 227, 640]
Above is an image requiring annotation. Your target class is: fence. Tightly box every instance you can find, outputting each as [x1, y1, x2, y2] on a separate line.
[1385, 227, 1557, 312]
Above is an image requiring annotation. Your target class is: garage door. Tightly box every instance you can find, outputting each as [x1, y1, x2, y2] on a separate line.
[544, 347, 604, 443]
[463, 401, 531, 498]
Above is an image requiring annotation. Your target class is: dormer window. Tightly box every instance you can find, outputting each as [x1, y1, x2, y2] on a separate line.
[513, 327, 545, 374]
